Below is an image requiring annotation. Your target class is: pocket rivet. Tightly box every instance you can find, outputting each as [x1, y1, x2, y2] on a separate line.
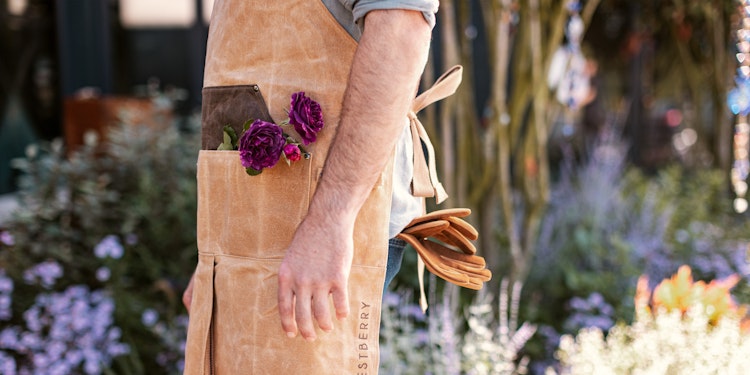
[252, 85, 259, 92]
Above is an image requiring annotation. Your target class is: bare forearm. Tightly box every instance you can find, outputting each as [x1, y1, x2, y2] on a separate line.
[278, 9, 433, 339]
[307, 10, 432, 226]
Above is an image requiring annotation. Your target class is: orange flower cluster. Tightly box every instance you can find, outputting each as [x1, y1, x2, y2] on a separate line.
[635, 265, 750, 332]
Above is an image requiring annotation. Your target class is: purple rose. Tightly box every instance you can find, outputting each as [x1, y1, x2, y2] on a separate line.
[239, 120, 285, 171]
[283, 144, 302, 162]
[288, 92, 324, 145]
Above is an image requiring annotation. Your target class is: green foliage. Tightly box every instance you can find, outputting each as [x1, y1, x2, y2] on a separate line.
[525, 150, 639, 331]
[0, 121, 199, 374]
[523, 144, 750, 366]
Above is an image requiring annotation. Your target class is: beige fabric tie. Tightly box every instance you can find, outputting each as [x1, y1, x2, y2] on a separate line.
[408, 65, 464, 311]
[409, 65, 463, 204]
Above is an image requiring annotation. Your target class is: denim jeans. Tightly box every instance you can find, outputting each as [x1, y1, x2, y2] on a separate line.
[383, 238, 406, 293]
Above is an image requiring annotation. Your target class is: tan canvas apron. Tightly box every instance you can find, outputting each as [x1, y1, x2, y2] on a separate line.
[183, 0, 393, 373]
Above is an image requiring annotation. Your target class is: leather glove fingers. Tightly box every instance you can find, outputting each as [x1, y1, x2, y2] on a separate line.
[403, 212, 477, 255]
[420, 238, 491, 282]
[397, 232, 491, 290]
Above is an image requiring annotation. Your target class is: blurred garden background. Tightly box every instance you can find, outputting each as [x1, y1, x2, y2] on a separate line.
[1, 0, 750, 374]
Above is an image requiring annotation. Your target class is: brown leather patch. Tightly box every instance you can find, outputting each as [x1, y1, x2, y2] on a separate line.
[201, 85, 275, 150]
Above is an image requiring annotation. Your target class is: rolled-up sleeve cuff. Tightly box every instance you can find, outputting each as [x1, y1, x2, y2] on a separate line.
[350, 0, 439, 29]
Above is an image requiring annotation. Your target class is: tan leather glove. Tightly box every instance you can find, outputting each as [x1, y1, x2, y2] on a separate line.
[397, 208, 492, 290]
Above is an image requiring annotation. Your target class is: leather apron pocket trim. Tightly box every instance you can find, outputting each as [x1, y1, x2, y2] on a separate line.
[201, 85, 274, 150]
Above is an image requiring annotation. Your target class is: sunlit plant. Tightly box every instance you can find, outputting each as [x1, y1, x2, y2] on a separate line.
[551, 266, 750, 375]
[636, 265, 748, 329]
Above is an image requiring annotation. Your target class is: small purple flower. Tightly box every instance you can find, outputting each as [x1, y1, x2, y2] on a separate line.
[0, 352, 16, 375]
[414, 329, 429, 345]
[399, 304, 426, 320]
[95, 267, 111, 282]
[65, 350, 83, 367]
[0, 272, 13, 294]
[283, 144, 302, 162]
[84, 358, 100, 375]
[141, 309, 159, 327]
[288, 92, 324, 145]
[0, 231, 14, 246]
[94, 235, 124, 260]
[6, 285, 131, 373]
[0, 295, 12, 320]
[124, 233, 138, 246]
[0, 327, 20, 349]
[238, 120, 286, 172]
[382, 292, 400, 307]
[23, 260, 63, 289]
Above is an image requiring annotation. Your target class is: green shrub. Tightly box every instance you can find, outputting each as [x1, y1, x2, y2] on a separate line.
[523, 143, 750, 369]
[0, 121, 199, 374]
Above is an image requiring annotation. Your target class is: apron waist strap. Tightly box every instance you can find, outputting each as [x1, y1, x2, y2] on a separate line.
[409, 65, 463, 205]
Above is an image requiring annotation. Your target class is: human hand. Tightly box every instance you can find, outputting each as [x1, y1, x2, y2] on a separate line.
[182, 272, 195, 313]
[277, 219, 354, 341]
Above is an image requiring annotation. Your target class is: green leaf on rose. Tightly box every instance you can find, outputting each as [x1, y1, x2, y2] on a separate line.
[245, 167, 262, 176]
[217, 131, 235, 150]
[224, 124, 239, 145]
[243, 119, 255, 132]
[217, 124, 239, 150]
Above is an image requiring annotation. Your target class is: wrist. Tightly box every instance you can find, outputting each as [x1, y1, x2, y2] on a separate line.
[303, 200, 357, 233]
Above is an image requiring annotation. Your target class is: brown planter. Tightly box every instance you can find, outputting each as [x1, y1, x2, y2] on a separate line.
[63, 96, 172, 152]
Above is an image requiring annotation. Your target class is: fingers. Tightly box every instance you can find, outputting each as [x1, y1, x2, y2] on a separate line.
[288, 288, 344, 341]
[401, 213, 478, 255]
[446, 216, 479, 241]
[295, 290, 317, 341]
[401, 231, 492, 289]
[313, 291, 334, 333]
[423, 240, 485, 266]
[182, 273, 195, 314]
[286, 289, 349, 341]
[277, 267, 298, 338]
[402, 219, 450, 238]
[279, 267, 349, 341]
[435, 226, 476, 254]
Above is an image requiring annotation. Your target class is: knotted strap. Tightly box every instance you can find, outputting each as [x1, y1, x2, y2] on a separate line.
[410, 65, 463, 204]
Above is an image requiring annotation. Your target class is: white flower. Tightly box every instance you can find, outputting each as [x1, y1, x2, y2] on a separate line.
[552, 305, 750, 374]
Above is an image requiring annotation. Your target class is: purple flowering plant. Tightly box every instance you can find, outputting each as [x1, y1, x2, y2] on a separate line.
[217, 91, 323, 176]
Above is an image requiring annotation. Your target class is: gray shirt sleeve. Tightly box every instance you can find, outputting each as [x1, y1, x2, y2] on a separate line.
[340, 0, 439, 30]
